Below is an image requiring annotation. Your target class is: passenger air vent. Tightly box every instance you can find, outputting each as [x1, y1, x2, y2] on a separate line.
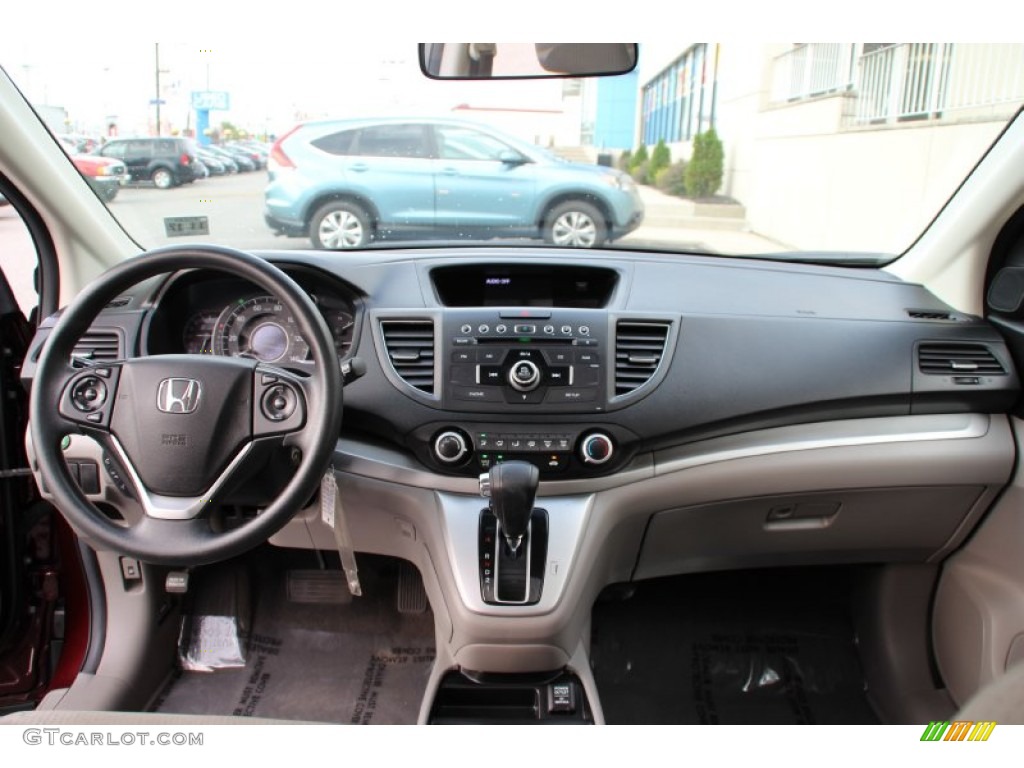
[72, 330, 121, 362]
[918, 343, 1006, 375]
[908, 309, 954, 321]
[380, 320, 436, 394]
[614, 321, 670, 396]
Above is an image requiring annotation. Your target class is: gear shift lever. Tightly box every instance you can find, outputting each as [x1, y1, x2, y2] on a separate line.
[480, 461, 539, 555]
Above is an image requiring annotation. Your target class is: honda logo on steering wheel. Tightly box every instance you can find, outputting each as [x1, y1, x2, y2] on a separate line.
[156, 378, 202, 414]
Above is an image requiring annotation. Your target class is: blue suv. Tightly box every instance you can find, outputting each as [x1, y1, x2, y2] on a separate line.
[264, 117, 644, 249]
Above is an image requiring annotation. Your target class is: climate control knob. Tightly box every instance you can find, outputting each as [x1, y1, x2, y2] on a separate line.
[580, 433, 614, 465]
[508, 360, 541, 392]
[434, 430, 470, 464]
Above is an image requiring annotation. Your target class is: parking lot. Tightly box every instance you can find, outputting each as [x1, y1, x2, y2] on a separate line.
[0, 170, 781, 314]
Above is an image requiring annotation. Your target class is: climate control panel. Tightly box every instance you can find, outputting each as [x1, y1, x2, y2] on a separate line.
[410, 422, 634, 478]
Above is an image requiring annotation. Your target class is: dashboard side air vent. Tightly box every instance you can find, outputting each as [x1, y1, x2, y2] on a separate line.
[918, 342, 1006, 375]
[72, 330, 121, 362]
[614, 321, 670, 396]
[380, 320, 436, 394]
[907, 309, 953, 321]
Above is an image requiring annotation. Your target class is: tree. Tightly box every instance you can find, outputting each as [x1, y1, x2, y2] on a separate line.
[685, 129, 724, 199]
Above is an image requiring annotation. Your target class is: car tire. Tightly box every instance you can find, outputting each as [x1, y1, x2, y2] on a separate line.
[310, 201, 371, 250]
[152, 167, 175, 190]
[544, 200, 607, 248]
[102, 186, 118, 202]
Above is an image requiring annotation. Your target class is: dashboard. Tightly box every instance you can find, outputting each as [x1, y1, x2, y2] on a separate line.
[39, 247, 1016, 490]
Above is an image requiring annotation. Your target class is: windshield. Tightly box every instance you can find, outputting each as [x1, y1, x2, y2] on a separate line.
[2, 41, 1022, 262]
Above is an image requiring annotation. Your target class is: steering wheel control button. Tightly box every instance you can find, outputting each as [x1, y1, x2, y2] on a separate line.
[261, 384, 297, 421]
[580, 433, 614, 464]
[71, 376, 107, 412]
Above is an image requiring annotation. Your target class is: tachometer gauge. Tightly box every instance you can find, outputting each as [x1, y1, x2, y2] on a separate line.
[182, 310, 220, 355]
[323, 308, 356, 355]
[213, 295, 311, 364]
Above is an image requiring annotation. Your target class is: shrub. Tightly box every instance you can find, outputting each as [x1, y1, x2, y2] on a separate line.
[655, 160, 687, 197]
[617, 149, 632, 172]
[684, 129, 724, 199]
[628, 144, 648, 173]
[630, 161, 649, 185]
[649, 139, 671, 179]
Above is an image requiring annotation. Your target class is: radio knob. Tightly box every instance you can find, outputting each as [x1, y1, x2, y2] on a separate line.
[580, 433, 614, 465]
[508, 360, 541, 392]
[434, 430, 469, 464]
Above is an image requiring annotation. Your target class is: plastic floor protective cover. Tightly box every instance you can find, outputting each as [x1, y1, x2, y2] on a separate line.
[153, 551, 435, 724]
[590, 568, 880, 724]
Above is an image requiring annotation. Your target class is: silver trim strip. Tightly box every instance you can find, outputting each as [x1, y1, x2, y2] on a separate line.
[654, 413, 990, 476]
[492, 518, 532, 605]
[438, 492, 592, 616]
[108, 435, 253, 520]
[332, 415, 989, 497]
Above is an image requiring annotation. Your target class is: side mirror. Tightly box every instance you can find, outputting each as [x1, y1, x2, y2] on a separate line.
[420, 43, 638, 79]
[498, 150, 528, 166]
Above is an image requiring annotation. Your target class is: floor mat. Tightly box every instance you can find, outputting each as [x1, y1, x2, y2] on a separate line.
[153, 552, 435, 724]
[590, 568, 879, 724]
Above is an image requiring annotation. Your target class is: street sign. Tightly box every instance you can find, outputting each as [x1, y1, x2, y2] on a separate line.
[149, 99, 166, 105]
[191, 91, 230, 110]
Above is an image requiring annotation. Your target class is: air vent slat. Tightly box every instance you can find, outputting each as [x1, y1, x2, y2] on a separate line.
[918, 342, 1006, 376]
[614, 321, 670, 396]
[381, 320, 436, 394]
[72, 331, 121, 361]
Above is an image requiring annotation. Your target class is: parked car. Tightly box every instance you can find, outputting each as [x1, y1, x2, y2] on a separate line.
[56, 136, 129, 201]
[94, 136, 200, 189]
[2, 39, 1024, 750]
[264, 117, 644, 249]
[196, 148, 227, 175]
[201, 145, 240, 173]
[219, 144, 257, 172]
[226, 141, 266, 169]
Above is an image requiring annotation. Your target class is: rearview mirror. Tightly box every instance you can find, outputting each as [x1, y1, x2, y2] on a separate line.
[419, 43, 638, 79]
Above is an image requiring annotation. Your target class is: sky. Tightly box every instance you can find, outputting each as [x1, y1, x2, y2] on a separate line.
[0, 40, 569, 138]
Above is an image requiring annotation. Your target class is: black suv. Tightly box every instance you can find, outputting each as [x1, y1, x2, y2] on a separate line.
[95, 137, 200, 189]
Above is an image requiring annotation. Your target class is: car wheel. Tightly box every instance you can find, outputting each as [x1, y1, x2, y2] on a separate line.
[311, 201, 371, 250]
[102, 186, 118, 202]
[545, 200, 607, 248]
[152, 167, 175, 190]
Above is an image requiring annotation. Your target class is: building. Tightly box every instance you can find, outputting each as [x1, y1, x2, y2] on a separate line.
[624, 43, 1024, 253]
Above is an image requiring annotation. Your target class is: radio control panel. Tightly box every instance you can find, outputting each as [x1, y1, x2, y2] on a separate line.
[442, 310, 608, 413]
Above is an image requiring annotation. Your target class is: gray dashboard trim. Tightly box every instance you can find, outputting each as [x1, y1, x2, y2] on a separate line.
[333, 414, 992, 496]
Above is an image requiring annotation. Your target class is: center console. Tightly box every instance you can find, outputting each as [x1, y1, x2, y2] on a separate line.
[397, 263, 650, 479]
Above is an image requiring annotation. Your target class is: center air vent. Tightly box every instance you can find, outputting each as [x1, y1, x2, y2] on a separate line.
[614, 321, 670, 396]
[918, 342, 1006, 375]
[380, 320, 436, 394]
[72, 330, 121, 362]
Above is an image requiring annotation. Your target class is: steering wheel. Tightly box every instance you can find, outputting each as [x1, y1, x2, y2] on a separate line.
[28, 245, 343, 566]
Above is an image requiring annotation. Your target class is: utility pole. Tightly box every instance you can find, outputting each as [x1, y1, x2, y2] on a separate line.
[155, 43, 162, 136]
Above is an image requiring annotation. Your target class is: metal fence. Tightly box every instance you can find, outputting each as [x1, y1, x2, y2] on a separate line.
[772, 44, 1024, 126]
[770, 44, 855, 102]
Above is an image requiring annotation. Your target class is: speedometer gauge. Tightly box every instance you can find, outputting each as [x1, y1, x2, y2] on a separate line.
[213, 295, 311, 363]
